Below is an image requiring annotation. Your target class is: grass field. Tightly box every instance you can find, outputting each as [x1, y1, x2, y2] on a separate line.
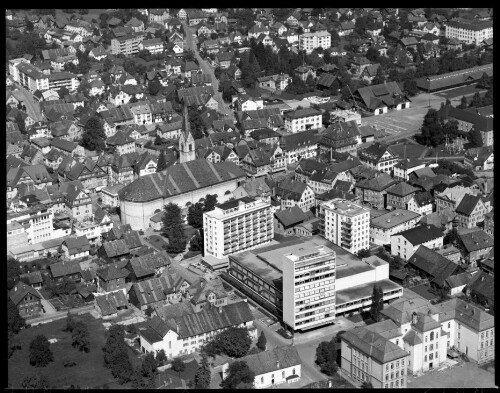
[8, 314, 137, 389]
[147, 235, 169, 251]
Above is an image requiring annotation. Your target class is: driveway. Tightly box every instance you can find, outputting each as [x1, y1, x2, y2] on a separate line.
[181, 21, 235, 122]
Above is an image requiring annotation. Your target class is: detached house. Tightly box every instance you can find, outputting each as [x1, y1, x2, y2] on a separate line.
[458, 230, 494, 268]
[358, 143, 399, 174]
[318, 121, 361, 156]
[455, 194, 490, 229]
[9, 281, 43, 318]
[390, 225, 444, 261]
[60, 236, 91, 261]
[96, 264, 130, 294]
[275, 178, 315, 212]
[106, 131, 136, 155]
[406, 191, 434, 216]
[355, 173, 397, 209]
[385, 182, 419, 210]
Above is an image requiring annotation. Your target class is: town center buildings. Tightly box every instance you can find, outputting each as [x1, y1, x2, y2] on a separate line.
[203, 196, 273, 259]
[225, 236, 403, 332]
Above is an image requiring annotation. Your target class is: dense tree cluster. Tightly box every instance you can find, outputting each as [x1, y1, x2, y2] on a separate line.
[162, 202, 187, 255]
[370, 285, 384, 322]
[220, 361, 255, 389]
[315, 338, 339, 376]
[29, 335, 54, 367]
[194, 354, 211, 389]
[81, 116, 106, 152]
[202, 327, 252, 359]
[102, 325, 134, 384]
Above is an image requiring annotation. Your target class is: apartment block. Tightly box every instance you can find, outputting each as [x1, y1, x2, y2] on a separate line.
[110, 33, 145, 56]
[390, 225, 444, 261]
[203, 197, 273, 259]
[284, 108, 322, 133]
[299, 31, 332, 54]
[445, 18, 493, 45]
[7, 203, 54, 244]
[370, 209, 421, 246]
[15, 63, 50, 92]
[319, 199, 370, 254]
[48, 72, 80, 92]
[225, 236, 403, 332]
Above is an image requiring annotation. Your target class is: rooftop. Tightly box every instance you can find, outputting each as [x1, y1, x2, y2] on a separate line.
[320, 198, 368, 218]
[370, 209, 421, 229]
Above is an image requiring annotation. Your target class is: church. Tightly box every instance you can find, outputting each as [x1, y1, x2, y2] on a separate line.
[119, 104, 246, 230]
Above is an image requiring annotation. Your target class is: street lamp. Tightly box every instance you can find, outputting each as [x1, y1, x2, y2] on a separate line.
[427, 79, 431, 107]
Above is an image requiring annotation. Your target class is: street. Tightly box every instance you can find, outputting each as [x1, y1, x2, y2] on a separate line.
[181, 21, 235, 122]
[251, 305, 356, 387]
[27, 303, 95, 326]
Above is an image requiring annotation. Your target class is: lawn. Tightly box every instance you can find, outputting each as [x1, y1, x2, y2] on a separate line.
[8, 314, 136, 389]
[163, 359, 199, 383]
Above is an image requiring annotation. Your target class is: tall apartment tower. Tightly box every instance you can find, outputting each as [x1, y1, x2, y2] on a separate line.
[203, 196, 273, 259]
[281, 242, 336, 331]
[319, 198, 370, 254]
[178, 103, 196, 163]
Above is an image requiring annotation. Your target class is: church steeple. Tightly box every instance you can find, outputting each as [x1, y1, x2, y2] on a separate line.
[178, 103, 195, 163]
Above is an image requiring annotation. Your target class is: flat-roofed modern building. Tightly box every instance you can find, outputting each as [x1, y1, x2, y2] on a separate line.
[319, 198, 370, 254]
[225, 236, 403, 332]
[203, 197, 273, 259]
[370, 209, 421, 246]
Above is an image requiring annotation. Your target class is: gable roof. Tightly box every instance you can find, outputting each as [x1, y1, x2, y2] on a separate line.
[95, 291, 128, 316]
[394, 225, 442, 245]
[49, 259, 83, 278]
[235, 345, 302, 376]
[455, 194, 482, 216]
[165, 301, 254, 339]
[128, 252, 171, 278]
[119, 159, 246, 203]
[274, 206, 308, 227]
[459, 230, 493, 252]
[9, 281, 42, 305]
[103, 239, 130, 258]
[131, 274, 186, 307]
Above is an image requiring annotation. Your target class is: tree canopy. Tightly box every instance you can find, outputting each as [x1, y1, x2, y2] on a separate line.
[220, 361, 255, 389]
[370, 284, 384, 322]
[256, 331, 267, 351]
[81, 116, 106, 152]
[194, 354, 211, 389]
[162, 202, 187, 254]
[315, 338, 338, 376]
[72, 320, 90, 352]
[203, 327, 252, 359]
[29, 335, 54, 367]
[102, 325, 133, 384]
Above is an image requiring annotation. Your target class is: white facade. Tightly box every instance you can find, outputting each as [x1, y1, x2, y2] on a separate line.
[299, 31, 331, 54]
[390, 234, 444, 261]
[282, 244, 337, 331]
[203, 197, 273, 259]
[445, 22, 493, 45]
[370, 211, 421, 246]
[284, 112, 322, 133]
[406, 197, 433, 216]
[319, 199, 370, 254]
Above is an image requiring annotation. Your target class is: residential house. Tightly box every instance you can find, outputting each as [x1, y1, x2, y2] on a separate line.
[222, 346, 302, 388]
[63, 182, 92, 219]
[60, 236, 90, 261]
[458, 230, 494, 268]
[455, 194, 490, 229]
[274, 206, 308, 236]
[94, 290, 128, 319]
[19, 271, 43, 290]
[355, 173, 397, 209]
[275, 178, 315, 212]
[406, 191, 434, 216]
[129, 274, 191, 311]
[370, 209, 421, 246]
[138, 301, 256, 358]
[96, 263, 130, 294]
[318, 121, 361, 156]
[358, 143, 399, 174]
[465, 271, 494, 312]
[464, 148, 494, 171]
[385, 182, 419, 210]
[126, 252, 171, 282]
[9, 281, 43, 319]
[390, 225, 444, 261]
[353, 82, 410, 115]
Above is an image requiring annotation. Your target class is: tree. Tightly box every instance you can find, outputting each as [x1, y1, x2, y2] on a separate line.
[203, 194, 218, 212]
[162, 202, 187, 254]
[131, 367, 145, 389]
[469, 92, 482, 108]
[356, 249, 371, 259]
[403, 78, 419, 97]
[458, 96, 468, 109]
[8, 300, 25, 334]
[366, 47, 379, 62]
[256, 331, 267, 351]
[141, 352, 158, 378]
[81, 116, 106, 152]
[370, 284, 384, 322]
[171, 357, 186, 379]
[155, 349, 167, 365]
[64, 311, 76, 332]
[21, 374, 50, 389]
[29, 335, 54, 367]
[418, 108, 444, 147]
[187, 202, 204, 228]
[7, 256, 21, 290]
[194, 354, 211, 389]
[189, 230, 204, 252]
[102, 325, 133, 384]
[72, 321, 90, 352]
[220, 361, 255, 389]
[371, 66, 385, 85]
[58, 86, 70, 98]
[203, 327, 252, 359]
[15, 112, 26, 134]
[315, 338, 338, 376]
[156, 150, 167, 172]
[469, 127, 483, 148]
[148, 79, 162, 96]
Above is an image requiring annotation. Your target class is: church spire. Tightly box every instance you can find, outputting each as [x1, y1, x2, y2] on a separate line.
[183, 102, 191, 138]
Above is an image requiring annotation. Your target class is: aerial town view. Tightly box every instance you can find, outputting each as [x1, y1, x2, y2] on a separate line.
[6, 7, 495, 389]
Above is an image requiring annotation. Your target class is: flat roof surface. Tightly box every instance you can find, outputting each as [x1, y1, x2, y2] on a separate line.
[371, 209, 421, 229]
[321, 199, 368, 217]
[336, 279, 402, 305]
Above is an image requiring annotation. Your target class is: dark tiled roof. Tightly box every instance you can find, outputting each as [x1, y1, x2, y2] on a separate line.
[119, 159, 246, 203]
[459, 230, 493, 252]
[103, 239, 130, 258]
[64, 236, 90, 255]
[340, 327, 409, 363]
[20, 270, 43, 285]
[9, 281, 42, 305]
[386, 182, 419, 197]
[276, 179, 308, 201]
[50, 260, 82, 278]
[97, 264, 130, 281]
[128, 252, 171, 278]
[131, 275, 187, 307]
[395, 225, 442, 245]
[95, 291, 128, 316]
[455, 194, 482, 216]
[235, 345, 302, 376]
[166, 301, 254, 339]
[274, 206, 308, 228]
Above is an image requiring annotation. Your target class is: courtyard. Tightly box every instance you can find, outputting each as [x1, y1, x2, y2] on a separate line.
[407, 360, 495, 388]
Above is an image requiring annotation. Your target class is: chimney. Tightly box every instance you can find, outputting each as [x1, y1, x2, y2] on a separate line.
[481, 276, 485, 281]
[465, 304, 468, 309]
[471, 309, 475, 316]
[412, 312, 418, 325]
[176, 324, 179, 333]
[219, 306, 222, 313]
[276, 361, 280, 368]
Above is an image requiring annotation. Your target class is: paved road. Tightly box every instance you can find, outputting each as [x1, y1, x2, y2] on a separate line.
[28, 304, 95, 326]
[181, 22, 235, 122]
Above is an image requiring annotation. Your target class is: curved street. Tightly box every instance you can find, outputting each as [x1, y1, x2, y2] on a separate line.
[181, 21, 235, 122]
